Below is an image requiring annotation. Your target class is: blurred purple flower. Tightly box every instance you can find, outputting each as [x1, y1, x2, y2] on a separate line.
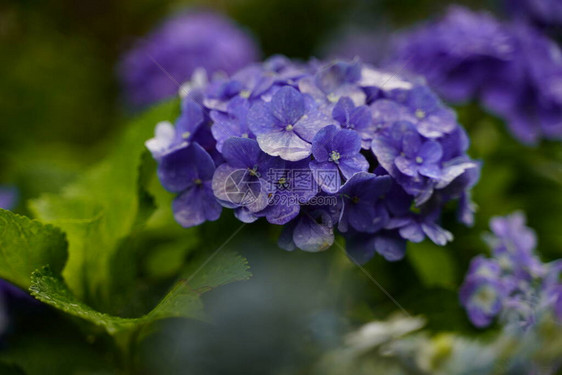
[506, 0, 562, 28]
[390, 5, 562, 144]
[482, 22, 562, 143]
[118, 10, 259, 108]
[0, 186, 18, 210]
[322, 28, 391, 66]
[386, 211, 453, 246]
[488, 212, 543, 279]
[391, 6, 514, 103]
[460, 213, 562, 329]
[278, 206, 335, 252]
[460, 273, 505, 328]
[344, 230, 406, 264]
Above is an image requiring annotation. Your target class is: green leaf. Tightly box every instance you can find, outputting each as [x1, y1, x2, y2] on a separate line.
[30, 267, 138, 334]
[29, 100, 179, 307]
[30, 251, 251, 335]
[407, 241, 457, 289]
[0, 209, 67, 289]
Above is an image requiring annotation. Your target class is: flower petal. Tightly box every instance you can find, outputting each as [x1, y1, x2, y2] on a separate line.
[311, 125, 338, 162]
[374, 233, 406, 261]
[310, 161, 341, 193]
[256, 130, 312, 161]
[419, 140, 443, 163]
[221, 137, 262, 168]
[158, 142, 215, 193]
[270, 86, 305, 125]
[338, 154, 369, 180]
[293, 211, 334, 252]
[395, 155, 418, 177]
[173, 183, 222, 228]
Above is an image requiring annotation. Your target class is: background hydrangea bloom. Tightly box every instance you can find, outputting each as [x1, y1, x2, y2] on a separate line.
[389, 5, 562, 144]
[391, 6, 514, 103]
[148, 56, 480, 262]
[460, 212, 562, 329]
[506, 0, 562, 28]
[322, 28, 391, 67]
[0, 186, 18, 210]
[118, 10, 259, 108]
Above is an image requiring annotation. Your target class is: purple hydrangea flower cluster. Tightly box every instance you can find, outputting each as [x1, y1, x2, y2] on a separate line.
[460, 212, 562, 329]
[506, 0, 562, 28]
[147, 57, 480, 262]
[390, 6, 562, 144]
[118, 10, 258, 108]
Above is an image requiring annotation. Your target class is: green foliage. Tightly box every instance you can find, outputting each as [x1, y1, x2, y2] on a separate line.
[0, 99, 253, 373]
[408, 241, 457, 289]
[0, 209, 67, 289]
[29, 100, 179, 309]
[30, 267, 139, 335]
[21, 100, 251, 337]
[30, 249, 250, 336]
